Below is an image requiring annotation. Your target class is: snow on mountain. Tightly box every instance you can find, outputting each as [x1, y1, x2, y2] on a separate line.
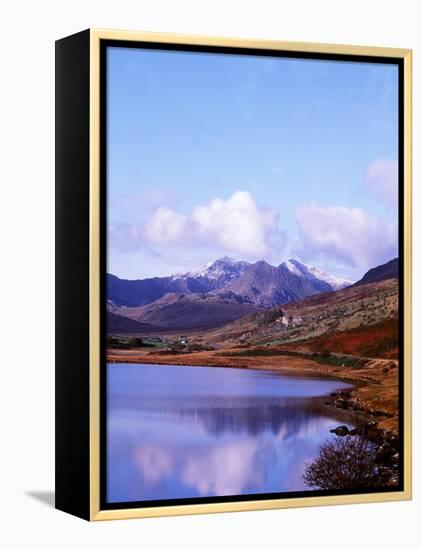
[177, 256, 352, 292]
[282, 259, 303, 277]
[108, 257, 352, 309]
[198, 257, 250, 279]
[306, 266, 352, 290]
[180, 257, 251, 287]
[281, 259, 352, 291]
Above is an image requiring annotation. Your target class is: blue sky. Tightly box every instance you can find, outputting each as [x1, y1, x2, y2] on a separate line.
[107, 46, 399, 281]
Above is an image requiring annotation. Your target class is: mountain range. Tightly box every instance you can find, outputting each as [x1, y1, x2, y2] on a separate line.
[107, 257, 353, 331]
[108, 257, 351, 306]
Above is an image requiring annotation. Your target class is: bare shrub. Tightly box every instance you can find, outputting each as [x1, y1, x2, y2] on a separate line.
[303, 436, 392, 490]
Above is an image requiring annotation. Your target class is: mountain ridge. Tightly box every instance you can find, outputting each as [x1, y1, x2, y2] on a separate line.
[353, 258, 398, 287]
[107, 257, 352, 309]
[107, 257, 398, 333]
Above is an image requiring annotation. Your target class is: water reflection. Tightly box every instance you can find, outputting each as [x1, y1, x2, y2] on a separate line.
[176, 398, 351, 437]
[107, 363, 353, 503]
[182, 439, 265, 496]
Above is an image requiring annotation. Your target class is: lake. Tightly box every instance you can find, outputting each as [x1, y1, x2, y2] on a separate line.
[107, 363, 353, 503]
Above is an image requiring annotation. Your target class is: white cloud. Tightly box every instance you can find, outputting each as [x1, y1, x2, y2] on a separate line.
[115, 190, 284, 260]
[296, 203, 397, 271]
[190, 191, 279, 258]
[365, 159, 398, 208]
[143, 206, 188, 245]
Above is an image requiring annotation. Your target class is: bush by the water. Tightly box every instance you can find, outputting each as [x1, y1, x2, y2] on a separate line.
[303, 436, 394, 490]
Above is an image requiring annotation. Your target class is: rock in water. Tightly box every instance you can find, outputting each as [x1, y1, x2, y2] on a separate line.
[330, 425, 350, 436]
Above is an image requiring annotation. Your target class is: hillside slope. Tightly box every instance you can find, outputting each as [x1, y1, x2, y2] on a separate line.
[353, 258, 398, 287]
[115, 292, 260, 330]
[204, 278, 398, 348]
[107, 311, 162, 334]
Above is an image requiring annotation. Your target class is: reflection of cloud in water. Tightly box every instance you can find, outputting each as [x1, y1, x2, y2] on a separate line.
[133, 445, 173, 484]
[128, 431, 325, 498]
[107, 364, 356, 502]
[182, 439, 264, 496]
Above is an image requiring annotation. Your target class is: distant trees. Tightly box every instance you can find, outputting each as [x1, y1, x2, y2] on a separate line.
[106, 336, 155, 349]
[128, 337, 144, 347]
[303, 436, 392, 490]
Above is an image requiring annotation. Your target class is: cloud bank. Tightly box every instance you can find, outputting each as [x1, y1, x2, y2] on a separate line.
[296, 202, 397, 271]
[110, 173, 399, 279]
[112, 190, 284, 261]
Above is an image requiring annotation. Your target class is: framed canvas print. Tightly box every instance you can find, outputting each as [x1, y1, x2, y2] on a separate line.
[55, 29, 412, 521]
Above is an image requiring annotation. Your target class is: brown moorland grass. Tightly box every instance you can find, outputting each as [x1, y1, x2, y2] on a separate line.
[282, 319, 398, 359]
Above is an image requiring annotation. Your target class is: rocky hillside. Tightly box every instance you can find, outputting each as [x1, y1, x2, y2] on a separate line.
[216, 260, 337, 307]
[204, 278, 398, 348]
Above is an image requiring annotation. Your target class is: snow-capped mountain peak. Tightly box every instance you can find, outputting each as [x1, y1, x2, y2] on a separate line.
[281, 258, 352, 291]
[194, 257, 251, 281]
[282, 259, 303, 277]
[306, 265, 352, 291]
[171, 257, 352, 293]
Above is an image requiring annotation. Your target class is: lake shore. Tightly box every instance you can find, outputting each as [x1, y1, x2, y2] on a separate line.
[107, 347, 399, 434]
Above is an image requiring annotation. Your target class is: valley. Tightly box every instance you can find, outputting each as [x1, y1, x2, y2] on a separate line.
[107, 257, 400, 436]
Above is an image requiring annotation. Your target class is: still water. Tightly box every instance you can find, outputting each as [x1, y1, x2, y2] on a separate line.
[107, 363, 353, 503]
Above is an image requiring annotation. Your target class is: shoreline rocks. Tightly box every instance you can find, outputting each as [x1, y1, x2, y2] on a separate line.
[329, 421, 400, 485]
[330, 425, 350, 436]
